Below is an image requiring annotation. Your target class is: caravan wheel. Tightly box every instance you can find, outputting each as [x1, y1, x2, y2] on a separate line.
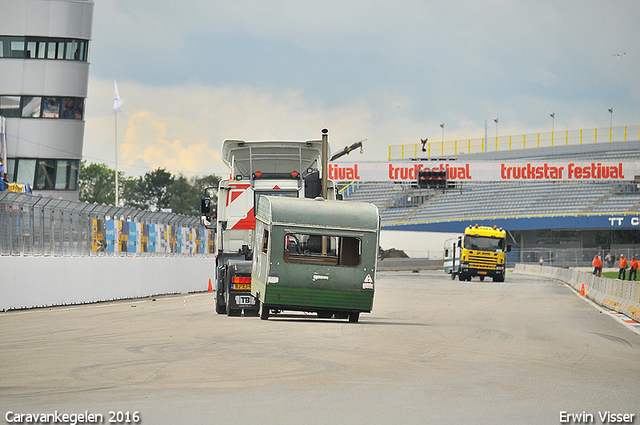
[260, 303, 270, 320]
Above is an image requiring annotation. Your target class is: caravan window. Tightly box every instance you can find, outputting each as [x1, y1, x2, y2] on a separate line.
[284, 232, 361, 266]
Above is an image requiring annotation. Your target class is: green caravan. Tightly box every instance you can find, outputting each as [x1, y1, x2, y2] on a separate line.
[251, 196, 379, 323]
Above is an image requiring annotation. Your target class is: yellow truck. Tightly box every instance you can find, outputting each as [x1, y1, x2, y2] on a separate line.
[444, 224, 511, 282]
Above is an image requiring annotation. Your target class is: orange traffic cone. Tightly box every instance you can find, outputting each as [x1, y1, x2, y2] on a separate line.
[207, 279, 213, 292]
[579, 283, 586, 296]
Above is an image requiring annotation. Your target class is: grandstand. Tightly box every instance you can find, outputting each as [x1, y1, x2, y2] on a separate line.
[340, 137, 640, 261]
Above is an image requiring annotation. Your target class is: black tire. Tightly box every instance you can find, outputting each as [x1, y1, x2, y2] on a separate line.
[224, 281, 241, 316]
[479, 275, 485, 281]
[260, 303, 270, 320]
[348, 312, 360, 323]
[493, 275, 504, 282]
[215, 294, 226, 314]
[245, 308, 260, 317]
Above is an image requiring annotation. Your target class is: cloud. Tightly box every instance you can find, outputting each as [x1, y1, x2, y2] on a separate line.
[84, 78, 424, 176]
[83, 1, 640, 177]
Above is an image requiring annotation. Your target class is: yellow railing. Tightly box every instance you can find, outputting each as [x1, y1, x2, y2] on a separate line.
[388, 125, 640, 160]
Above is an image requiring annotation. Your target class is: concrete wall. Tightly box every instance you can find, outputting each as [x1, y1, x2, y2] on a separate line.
[0, 256, 215, 311]
[380, 230, 459, 259]
[514, 264, 640, 321]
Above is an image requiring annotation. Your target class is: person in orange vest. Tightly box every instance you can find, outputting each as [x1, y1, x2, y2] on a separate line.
[592, 254, 602, 276]
[629, 256, 638, 281]
[618, 254, 628, 280]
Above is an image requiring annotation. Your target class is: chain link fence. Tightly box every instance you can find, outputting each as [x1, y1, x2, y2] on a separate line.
[0, 191, 215, 257]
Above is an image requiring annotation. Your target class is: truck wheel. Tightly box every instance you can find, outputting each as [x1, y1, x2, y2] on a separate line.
[260, 303, 270, 320]
[245, 308, 259, 317]
[215, 295, 226, 314]
[348, 312, 360, 323]
[479, 276, 485, 281]
[493, 275, 504, 282]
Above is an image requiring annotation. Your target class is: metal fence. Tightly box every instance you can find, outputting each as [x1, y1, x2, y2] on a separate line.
[0, 191, 215, 257]
[389, 125, 640, 159]
[517, 247, 640, 268]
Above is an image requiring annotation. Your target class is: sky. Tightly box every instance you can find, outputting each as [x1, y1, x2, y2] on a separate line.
[83, 0, 640, 178]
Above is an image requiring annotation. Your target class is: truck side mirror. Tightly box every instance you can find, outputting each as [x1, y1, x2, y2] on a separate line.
[457, 240, 461, 247]
[506, 244, 512, 253]
[201, 196, 211, 214]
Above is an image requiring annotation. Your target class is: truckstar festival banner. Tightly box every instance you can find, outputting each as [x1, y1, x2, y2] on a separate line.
[327, 161, 637, 182]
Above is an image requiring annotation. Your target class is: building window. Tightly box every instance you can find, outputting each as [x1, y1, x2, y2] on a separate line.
[43, 97, 61, 118]
[36, 160, 56, 190]
[9, 159, 79, 191]
[61, 98, 84, 119]
[21, 97, 42, 118]
[0, 96, 20, 117]
[15, 159, 36, 186]
[0, 96, 84, 120]
[0, 36, 89, 61]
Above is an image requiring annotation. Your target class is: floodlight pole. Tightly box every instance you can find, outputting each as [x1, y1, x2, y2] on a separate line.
[321, 128, 328, 199]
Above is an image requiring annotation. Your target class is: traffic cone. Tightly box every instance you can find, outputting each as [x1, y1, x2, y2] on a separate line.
[579, 283, 586, 296]
[207, 279, 213, 292]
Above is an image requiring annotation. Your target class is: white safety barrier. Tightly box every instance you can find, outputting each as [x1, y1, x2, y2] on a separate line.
[0, 256, 215, 311]
[514, 264, 640, 321]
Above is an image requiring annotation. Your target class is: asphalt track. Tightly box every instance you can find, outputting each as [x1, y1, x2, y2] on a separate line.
[1, 270, 639, 425]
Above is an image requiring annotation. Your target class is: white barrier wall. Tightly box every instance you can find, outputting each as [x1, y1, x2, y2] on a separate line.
[0, 257, 215, 311]
[514, 264, 640, 321]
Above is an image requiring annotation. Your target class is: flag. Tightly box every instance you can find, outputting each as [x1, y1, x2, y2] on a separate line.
[113, 80, 125, 113]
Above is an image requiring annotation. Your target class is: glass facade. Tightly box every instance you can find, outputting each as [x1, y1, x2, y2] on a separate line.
[0, 96, 83, 120]
[7, 158, 79, 191]
[0, 36, 88, 61]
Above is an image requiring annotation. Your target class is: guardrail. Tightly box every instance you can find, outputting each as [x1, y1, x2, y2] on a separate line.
[389, 125, 640, 159]
[0, 191, 215, 257]
[514, 264, 640, 322]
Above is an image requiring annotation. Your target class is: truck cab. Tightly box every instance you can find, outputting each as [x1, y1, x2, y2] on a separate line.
[202, 139, 337, 316]
[444, 224, 511, 282]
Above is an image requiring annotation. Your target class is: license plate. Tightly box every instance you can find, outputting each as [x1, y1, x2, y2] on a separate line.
[233, 283, 251, 290]
[478, 271, 487, 275]
[235, 295, 255, 306]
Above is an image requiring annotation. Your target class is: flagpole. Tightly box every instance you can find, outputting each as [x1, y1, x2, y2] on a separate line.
[113, 79, 124, 207]
[115, 112, 119, 206]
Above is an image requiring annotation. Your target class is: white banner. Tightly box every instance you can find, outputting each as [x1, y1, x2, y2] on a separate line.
[328, 161, 636, 182]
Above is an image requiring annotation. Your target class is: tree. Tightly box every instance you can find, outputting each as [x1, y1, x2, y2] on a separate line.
[167, 174, 220, 216]
[130, 168, 174, 211]
[79, 161, 220, 215]
[78, 161, 134, 206]
[78, 161, 115, 205]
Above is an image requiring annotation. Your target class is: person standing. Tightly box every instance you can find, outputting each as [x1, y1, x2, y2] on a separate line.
[592, 254, 603, 276]
[605, 252, 612, 268]
[629, 256, 638, 281]
[618, 254, 628, 280]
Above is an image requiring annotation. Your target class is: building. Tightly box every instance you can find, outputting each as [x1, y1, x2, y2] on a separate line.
[0, 0, 94, 200]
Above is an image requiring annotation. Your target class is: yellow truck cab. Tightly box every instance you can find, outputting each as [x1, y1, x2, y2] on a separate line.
[444, 224, 511, 282]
